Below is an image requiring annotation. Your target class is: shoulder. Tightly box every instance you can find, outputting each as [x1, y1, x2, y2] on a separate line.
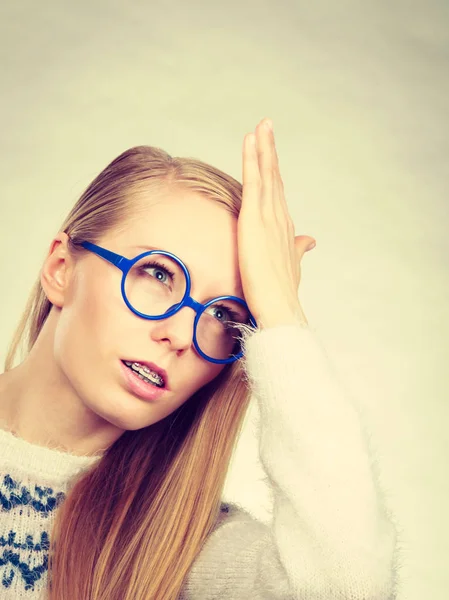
[212, 501, 269, 547]
[179, 503, 273, 599]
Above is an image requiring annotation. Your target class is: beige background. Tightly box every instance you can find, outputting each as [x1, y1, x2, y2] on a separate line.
[1, 1, 448, 598]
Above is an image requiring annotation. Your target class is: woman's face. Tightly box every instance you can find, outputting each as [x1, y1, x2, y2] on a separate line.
[53, 187, 244, 432]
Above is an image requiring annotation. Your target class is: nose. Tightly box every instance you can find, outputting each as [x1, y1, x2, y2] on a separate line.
[149, 305, 198, 354]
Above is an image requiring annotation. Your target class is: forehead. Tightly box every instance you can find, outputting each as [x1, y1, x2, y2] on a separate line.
[107, 188, 243, 297]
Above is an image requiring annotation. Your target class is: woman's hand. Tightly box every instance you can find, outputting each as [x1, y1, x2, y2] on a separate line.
[238, 118, 316, 330]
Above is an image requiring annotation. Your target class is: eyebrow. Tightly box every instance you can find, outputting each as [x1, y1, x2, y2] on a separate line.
[132, 245, 245, 301]
[134, 244, 161, 253]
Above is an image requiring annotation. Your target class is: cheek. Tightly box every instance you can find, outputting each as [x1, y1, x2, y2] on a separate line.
[53, 271, 122, 384]
[187, 363, 225, 396]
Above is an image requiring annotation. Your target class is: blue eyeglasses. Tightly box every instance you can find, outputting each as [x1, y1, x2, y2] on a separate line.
[78, 241, 257, 364]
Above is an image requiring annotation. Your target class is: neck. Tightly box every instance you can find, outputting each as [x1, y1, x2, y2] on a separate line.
[0, 313, 119, 457]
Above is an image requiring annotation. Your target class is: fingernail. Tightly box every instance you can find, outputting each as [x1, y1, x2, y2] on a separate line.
[307, 241, 316, 251]
[265, 119, 273, 131]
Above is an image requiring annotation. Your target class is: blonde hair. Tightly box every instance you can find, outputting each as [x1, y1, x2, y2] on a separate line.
[4, 146, 253, 600]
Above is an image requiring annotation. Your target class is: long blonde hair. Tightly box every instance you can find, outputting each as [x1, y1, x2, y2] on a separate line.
[4, 146, 253, 599]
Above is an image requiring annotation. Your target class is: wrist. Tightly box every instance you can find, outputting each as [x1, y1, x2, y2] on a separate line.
[256, 302, 308, 330]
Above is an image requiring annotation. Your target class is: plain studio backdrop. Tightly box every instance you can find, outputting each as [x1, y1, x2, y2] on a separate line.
[0, 1, 448, 598]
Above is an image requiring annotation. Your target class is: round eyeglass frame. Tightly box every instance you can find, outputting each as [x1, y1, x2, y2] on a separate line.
[79, 241, 257, 364]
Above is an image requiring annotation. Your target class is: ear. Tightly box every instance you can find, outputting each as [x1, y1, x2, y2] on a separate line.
[40, 231, 74, 308]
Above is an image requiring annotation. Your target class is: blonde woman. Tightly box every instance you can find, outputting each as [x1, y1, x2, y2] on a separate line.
[0, 118, 400, 599]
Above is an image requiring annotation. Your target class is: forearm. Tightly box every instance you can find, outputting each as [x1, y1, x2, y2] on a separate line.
[257, 300, 309, 329]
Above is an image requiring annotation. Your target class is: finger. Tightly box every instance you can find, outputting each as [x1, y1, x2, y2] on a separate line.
[271, 136, 290, 223]
[242, 133, 261, 209]
[255, 120, 275, 212]
[263, 121, 291, 226]
[269, 125, 290, 213]
[295, 235, 317, 257]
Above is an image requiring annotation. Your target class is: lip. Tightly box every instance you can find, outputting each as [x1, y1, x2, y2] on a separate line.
[123, 359, 170, 390]
[119, 360, 170, 402]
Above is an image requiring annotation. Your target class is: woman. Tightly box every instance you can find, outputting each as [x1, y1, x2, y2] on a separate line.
[0, 118, 400, 599]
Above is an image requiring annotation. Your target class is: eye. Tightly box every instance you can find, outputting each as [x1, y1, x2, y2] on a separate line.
[208, 303, 240, 324]
[139, 261, 175, 285]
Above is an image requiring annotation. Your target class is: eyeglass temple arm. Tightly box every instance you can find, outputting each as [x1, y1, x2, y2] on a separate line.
[80, 241, 127, 269]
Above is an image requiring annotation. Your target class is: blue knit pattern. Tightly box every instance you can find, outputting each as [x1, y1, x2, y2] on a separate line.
[0, 473, 231, 594]
[1, 473, 66, 592]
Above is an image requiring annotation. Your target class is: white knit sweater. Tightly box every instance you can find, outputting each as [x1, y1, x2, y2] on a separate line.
[0, 323, 400, 599]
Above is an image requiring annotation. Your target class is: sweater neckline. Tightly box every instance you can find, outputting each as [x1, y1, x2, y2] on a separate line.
[0, 421, 104, 485]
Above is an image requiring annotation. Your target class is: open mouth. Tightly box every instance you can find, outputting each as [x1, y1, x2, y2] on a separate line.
[122, 360, 165, 388]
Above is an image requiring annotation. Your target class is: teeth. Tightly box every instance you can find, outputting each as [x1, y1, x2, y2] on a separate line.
[124, 361, 164, 387]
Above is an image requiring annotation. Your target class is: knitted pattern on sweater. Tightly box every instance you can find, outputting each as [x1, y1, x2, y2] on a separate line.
[0, 424, 100, 597]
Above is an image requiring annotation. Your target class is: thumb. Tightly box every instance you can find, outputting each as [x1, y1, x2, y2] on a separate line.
[294, 235, 316, 257]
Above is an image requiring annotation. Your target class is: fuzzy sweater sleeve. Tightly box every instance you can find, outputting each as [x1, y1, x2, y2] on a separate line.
[180, 323, 400, 600]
